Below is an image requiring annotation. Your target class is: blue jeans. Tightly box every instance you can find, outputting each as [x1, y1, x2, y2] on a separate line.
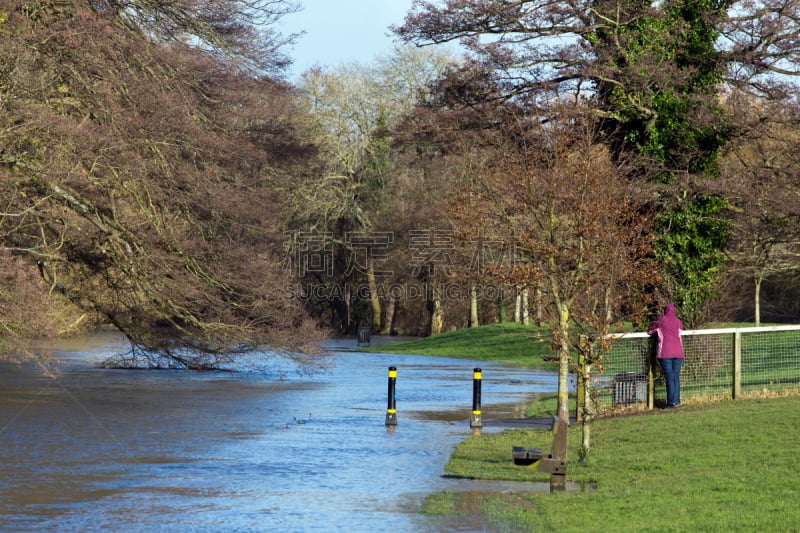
[659, 358, 683, 406]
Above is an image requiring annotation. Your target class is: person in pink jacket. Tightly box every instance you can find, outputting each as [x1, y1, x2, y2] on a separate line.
[648, 304, 684, 408]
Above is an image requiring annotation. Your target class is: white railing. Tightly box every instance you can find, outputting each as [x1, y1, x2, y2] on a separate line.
[585, 325, 800, 410]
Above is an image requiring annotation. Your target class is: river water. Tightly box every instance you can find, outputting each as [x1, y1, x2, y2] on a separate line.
[0, 333, 559, 532]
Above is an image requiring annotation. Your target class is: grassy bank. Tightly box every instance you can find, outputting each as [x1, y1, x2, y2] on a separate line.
[368, 323, 558, 370]
[370, 321, 772, 363]
[425, 396, 800, 531]
[373, 324, 800, 531]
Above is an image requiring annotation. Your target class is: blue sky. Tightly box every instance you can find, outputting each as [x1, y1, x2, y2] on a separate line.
[280, 0, 415, 78]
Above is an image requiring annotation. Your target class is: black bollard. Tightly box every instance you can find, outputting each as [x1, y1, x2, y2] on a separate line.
[470, 368, 482, 428]
[385, 366, 397, 426]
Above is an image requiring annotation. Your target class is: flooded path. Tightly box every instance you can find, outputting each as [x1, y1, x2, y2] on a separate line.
[0, 334, 558, 532]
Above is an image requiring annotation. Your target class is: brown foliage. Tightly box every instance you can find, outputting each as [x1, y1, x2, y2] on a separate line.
[0, 248, 55, 361]
[707, 96, 800, 322]
[428, 95, 659, 334]
[0, 1, 324, 364]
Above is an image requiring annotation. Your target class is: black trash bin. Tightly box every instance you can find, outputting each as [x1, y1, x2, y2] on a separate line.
[357, 325, 371, 347]
[612, 372, 647, 406]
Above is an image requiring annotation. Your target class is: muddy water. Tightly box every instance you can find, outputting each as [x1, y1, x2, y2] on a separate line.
[0, 333, 559, 532]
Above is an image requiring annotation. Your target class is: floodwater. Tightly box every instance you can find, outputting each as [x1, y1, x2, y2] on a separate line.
[0, 333, 561, 532]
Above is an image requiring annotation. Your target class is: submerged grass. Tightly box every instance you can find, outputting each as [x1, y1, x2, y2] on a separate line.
[428, 396, 800, 531]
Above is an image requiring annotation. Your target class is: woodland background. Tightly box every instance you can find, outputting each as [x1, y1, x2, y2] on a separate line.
[1, 0, 799, 368]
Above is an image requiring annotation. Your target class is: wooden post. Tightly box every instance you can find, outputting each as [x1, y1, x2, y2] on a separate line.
[647, 335, 655, 410]
[733, 329, 742, 399]
[550, 417, 568, 491]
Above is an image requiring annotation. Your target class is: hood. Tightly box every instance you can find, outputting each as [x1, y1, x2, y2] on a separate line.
[664, 304, 676, 316]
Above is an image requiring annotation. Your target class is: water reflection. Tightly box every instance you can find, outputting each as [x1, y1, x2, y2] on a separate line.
[1, 334, 559, 532]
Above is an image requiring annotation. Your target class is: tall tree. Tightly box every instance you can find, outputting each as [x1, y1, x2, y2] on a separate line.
[0, 0, 323, 365]
[714, 96, 800, 324]
[395, 0, 800, 321]
[287, 45, 455, 334]
[429, 89, 657, 428]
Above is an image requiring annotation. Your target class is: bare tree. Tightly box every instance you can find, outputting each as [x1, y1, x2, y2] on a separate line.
[432, 94, 657, 450]
[287, 45, 456, 334]
[93, 0, 302, 75]
[715, 96, 800, 324]
[0, 1, 324, 365]
[396, 0, 800, 324]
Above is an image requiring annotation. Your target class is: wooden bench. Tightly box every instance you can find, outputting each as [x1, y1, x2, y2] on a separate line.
[512, 417, 568, 490]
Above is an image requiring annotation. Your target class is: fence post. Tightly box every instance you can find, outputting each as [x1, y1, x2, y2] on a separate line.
[647, 335, 655, 410]
[733, 329, 742, 399]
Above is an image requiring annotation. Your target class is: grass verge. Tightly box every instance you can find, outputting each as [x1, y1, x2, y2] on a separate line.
[374, 324, 800, 531]
[425, 396, 800, 531]
[367, 323, 558, 370]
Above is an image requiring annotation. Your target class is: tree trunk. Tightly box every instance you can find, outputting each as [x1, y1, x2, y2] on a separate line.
[514, 285, 522, 323]
[428, 284, 444, 335]
[497, 288, 507, 322]
[469, 282, 479, 327]
[367, 258, 382, 331]
[581, 398, 591, 459]
[345, 283, 352, 333]
[557, 344, 571, 423]
[580, 359, 594, 461]
[754, 274, 762, 326]
[521, 286, 530, 325]
[535, 284, 543, 326]
[556, 301, 571, 424]
[381, 293, 395, 335]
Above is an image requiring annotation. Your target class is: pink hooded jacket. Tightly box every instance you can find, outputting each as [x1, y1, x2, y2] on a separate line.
[648, 304, 684, 359]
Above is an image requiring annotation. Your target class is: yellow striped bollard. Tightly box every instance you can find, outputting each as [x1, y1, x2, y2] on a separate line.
[470, 367, 482, 428]
[385, 366, 397, 426]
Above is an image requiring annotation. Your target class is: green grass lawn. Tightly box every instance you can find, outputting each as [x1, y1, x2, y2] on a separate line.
[370, 321, 780, 364]
[424, 396, 800, 531]
[373, 323, 800, 531]
[367, 323, 558, 370]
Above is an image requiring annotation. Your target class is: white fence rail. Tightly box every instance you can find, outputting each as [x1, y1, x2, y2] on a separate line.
[586, 325, 800, 411]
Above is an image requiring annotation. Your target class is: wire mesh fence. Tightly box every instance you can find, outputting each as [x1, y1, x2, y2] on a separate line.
[587, 325, 800, 412]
